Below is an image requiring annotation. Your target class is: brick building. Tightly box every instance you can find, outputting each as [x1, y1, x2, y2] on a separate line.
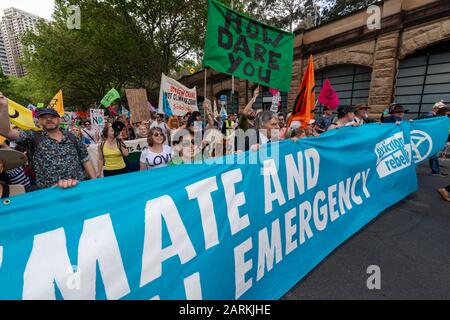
[179, 0, 450, 119]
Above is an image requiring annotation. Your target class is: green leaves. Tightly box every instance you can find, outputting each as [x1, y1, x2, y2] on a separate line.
[21, 0, 212, 110]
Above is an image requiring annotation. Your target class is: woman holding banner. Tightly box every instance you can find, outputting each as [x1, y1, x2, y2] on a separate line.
[97, 122, 129, 177]
[140, 127, 173, 170]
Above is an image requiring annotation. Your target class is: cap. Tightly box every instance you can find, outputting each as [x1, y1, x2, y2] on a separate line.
[390, 104, 409, 114]
[0, 148, 27, 170]
[37, 108, 60, 118]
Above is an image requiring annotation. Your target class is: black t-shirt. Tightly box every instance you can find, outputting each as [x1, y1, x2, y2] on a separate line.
[0, 172, 11, 198]
[0, 172, 11, 185]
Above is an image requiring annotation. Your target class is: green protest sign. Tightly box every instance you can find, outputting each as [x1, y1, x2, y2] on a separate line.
[101, 88, 120, 107]
[203, 0, 294, 92]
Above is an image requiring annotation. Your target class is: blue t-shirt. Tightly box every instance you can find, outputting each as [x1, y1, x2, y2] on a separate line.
[316, 115, 334, 130]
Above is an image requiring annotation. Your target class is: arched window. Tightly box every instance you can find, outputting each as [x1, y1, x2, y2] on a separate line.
[395, 40, 450, 119]
[315, 64, 372, 114]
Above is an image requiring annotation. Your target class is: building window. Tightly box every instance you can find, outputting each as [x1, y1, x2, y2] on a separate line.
[395, 40, 450, 119]
[315, 64, 372, 115]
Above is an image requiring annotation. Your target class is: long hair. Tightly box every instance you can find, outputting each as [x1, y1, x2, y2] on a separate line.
[167, 116, 180, 130]
[147, 127, 166, 147]
[101, 123, 112, 140]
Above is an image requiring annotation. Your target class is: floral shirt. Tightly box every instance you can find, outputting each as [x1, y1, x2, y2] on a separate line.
[17, 129, 90, 188]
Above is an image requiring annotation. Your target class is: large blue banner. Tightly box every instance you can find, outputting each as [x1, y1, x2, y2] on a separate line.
[0, 117, 449, 300]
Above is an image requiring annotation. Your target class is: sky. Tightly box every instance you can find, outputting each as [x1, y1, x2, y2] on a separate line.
[0, 0, 55, 20]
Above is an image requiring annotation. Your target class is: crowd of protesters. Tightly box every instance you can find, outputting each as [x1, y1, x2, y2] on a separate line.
[0, 90, 449, 202]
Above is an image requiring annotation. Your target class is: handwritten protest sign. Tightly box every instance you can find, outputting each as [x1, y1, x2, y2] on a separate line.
[203, 0, 294, 92]
[126, 89, 151, 123]
[269, 89, 281, 112]
[158, 74, 198, 116]
[90, 109, 105, 130]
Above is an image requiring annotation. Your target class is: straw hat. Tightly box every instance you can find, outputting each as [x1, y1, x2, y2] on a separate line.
[0, 148, 27, 170]
[433, 100, 447, 110]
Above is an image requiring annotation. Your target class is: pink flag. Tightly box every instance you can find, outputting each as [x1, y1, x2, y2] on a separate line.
[318, 79, 339, 110]
[269, 88, 279, 96]
[108, 105, 119, 117]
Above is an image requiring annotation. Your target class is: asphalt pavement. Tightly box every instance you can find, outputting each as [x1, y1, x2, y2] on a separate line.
[284, 160, 450, 300]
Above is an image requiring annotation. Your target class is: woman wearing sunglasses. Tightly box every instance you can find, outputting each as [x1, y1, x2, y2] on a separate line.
[169, 130, 204, 166]
[140, 127, 173, 170]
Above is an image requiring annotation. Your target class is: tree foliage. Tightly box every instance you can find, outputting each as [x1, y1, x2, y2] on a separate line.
[245, 0, 319, 32]
[244, 0, 379, 31]
[22, 0, 213, 109]
[0, 70, 10, 94]
[321, 0, 380, 23]
[19, 0, 377, 109]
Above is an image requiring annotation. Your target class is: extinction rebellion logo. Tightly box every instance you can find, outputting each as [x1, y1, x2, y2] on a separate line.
[375, 132, 412, 178]
[410, 130, 433, 164]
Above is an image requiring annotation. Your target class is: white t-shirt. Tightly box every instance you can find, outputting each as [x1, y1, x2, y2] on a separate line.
[140, 145, 172, 169]
[81, 128, 98, 143]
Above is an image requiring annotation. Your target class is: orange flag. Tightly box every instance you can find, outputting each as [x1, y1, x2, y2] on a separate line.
[287, 55, 316, 128]
[49, 90, 64, 117]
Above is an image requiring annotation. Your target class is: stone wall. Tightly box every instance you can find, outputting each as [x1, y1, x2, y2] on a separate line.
[399, 19, 450, 59]
[368, 31, 401, 113]
[314, 41, 376, 70]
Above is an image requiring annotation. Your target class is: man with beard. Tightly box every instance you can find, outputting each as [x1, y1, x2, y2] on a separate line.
[0, 92, 96, 189]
